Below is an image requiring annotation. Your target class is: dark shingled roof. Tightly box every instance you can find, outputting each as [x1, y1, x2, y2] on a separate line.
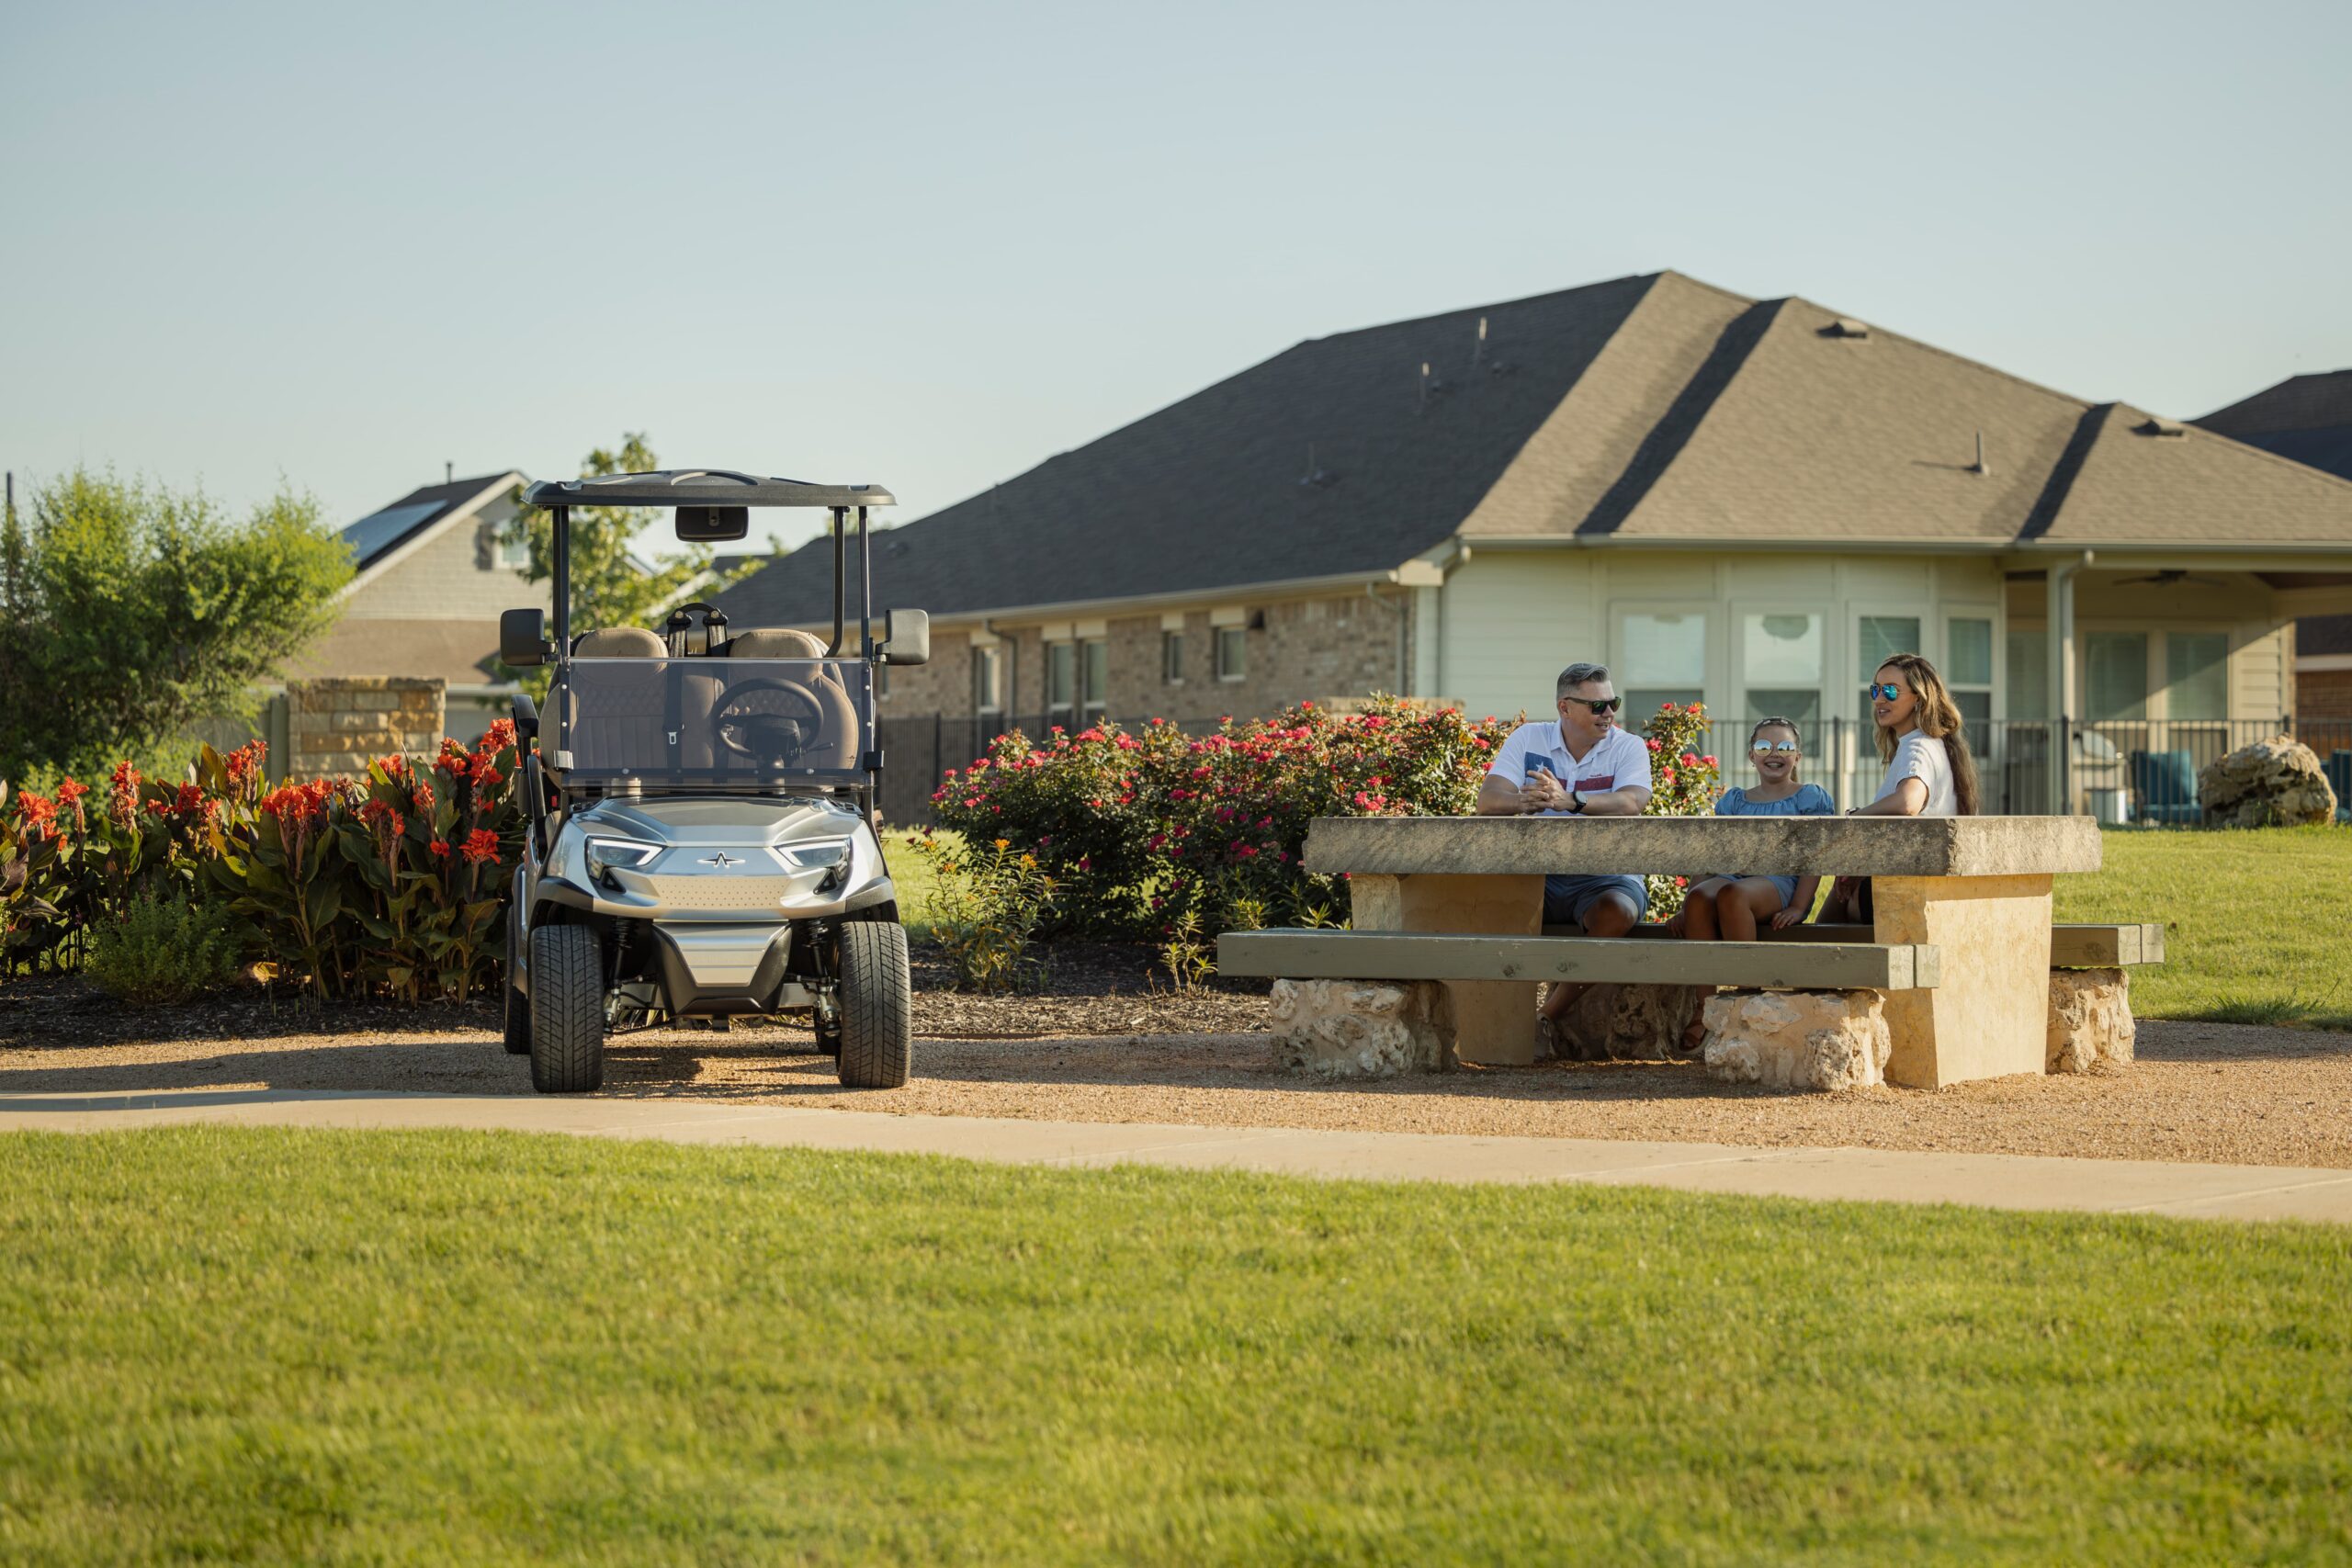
[340, 472, 515, 570]
[715, 275, 2352, 629]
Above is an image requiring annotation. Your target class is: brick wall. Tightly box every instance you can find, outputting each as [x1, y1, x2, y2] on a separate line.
[287, 678, 447, 779]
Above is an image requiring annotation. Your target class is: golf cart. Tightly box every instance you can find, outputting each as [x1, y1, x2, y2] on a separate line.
[496, 469, 927, 1094]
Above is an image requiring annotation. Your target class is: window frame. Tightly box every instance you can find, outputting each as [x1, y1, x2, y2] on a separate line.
[1215, 626, 1247, 682]
[1941, 609, 1998, 731]
[1046, 640, 1077, 726]
[2160, 626, 2231, 723]
[1732, 603, 1829, 739]
[1160, 629, 1184, 685]
[1611, 603, 1714, 721]
[1080, 637, 1108, 723]
[971, 644, 1002, 715]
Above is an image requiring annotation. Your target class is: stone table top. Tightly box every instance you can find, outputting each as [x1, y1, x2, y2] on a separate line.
[1303, 814, 2102, 879]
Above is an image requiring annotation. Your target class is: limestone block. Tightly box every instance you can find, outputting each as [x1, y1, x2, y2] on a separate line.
[2198, 736, 2338, 829]
[2048, 967, 2134, 1074]
[1702, 990, 1890, 1092]
[1269, 977, 1449, 1078]
[1547, 982, 1708, 1062]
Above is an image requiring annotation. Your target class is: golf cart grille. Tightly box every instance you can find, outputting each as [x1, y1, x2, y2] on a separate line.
[639, 875, 805, 910]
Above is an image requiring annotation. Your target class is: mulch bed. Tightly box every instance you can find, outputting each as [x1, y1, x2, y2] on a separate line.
[0, 940, 1272, 1051]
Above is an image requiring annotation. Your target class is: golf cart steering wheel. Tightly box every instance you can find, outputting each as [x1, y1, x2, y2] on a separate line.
[714, 677, 826, 766]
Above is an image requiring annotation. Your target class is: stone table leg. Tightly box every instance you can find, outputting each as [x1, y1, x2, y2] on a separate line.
[1351, 873, 1545, 1066]
[1872, 874, 2054, 1088]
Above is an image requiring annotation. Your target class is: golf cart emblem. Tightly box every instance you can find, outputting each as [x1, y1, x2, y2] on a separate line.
[699, 852, 741, 869]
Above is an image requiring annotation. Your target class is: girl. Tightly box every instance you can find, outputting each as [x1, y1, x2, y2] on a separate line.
[1820, 651, 1981, 922]
[1668, 716, 1836, 945]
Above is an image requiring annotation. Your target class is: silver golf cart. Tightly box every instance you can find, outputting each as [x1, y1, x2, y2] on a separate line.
[496, 469, 927, 1093]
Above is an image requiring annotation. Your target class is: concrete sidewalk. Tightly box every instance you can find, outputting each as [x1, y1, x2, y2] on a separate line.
[4, 1089, 2349, 1224]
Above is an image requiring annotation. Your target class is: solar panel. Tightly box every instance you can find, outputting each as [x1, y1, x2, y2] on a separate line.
[340, 501, 445, 566]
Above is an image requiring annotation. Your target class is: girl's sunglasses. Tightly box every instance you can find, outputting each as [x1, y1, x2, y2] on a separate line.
[1750, 740, 1800, 754]
[1866, 682, 1906, 702]
[1569, 697, 1622, 715]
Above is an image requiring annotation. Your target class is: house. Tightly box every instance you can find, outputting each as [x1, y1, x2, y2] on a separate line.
[711, 271, 2352, 818]
[290, 468, 540, 741]
[2193, 369, 2352, 731]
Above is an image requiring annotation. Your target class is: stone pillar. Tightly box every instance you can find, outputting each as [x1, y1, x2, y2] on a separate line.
[1349, 872, 1544, 1066]
[1701, 990, 1891, 1091]
[285, 677, 447, 780]
[2047, 967, 2134, 1073]
[1872, 873, 2053, 1089]
[1268, 978, 1451, 1077]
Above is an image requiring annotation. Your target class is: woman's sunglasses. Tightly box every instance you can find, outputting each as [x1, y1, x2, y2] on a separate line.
[1750, 740, 1800, 754]
[1866, 682, 1906, 702]
[1566, 697, 1622, 716]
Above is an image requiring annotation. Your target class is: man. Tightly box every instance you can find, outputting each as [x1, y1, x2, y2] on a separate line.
[1476, 661, 1653, 1022]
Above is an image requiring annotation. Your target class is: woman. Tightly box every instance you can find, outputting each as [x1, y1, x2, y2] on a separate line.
[1820, 651, 1980, 922]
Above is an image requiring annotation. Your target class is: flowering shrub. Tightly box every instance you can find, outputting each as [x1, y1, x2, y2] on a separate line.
[904, 830, 1056, 993]
[935, 699, 1520, 940]
[2, 727, 523, 998]
[1636, 701, 1724, 920]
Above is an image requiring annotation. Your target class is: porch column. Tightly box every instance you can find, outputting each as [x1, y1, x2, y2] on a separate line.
[2046, 552, 2092, 810]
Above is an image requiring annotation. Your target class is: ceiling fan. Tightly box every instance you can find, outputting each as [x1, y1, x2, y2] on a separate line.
[2113, 568, 2229, 589]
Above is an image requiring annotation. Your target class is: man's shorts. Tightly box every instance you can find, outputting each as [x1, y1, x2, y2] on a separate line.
[1543, 873, 1649, 927]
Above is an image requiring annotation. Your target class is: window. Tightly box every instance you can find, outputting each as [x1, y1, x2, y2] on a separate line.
[1046, 642, 1076, 725]
[1081, 638, 1108, 721]
[1947, 616, 1994, 729]
[2006, 630, 2049, 720]
[2165, 632, 2228, 721]
[1216, 626, 1246, 682]
[2084, 631, 2149, 723]
[971, 645, 1002, 714]
[1857, 615, 1921, 684]
[1741, 611, 1822, 729]
[495, 525, 531, 570]
[1161, 630, 1184, 684]
[1619, 611, 1706, 717]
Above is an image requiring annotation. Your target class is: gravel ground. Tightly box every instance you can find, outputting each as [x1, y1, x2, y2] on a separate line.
[6, 963, 2349, 1171]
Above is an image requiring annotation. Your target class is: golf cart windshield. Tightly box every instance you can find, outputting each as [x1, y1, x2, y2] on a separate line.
[557, 658, 870, 787]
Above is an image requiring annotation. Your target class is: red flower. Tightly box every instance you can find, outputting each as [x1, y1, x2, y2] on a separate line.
[459, 828, 501, 865]
[429, 838, 451, 859]
[413, 780, 435, 811]
[17, 792, 57, 837]
[226, 740, 266, 790]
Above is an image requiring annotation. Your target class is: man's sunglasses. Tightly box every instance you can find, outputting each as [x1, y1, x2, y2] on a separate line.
[1566, 697, 1622, 716]
[1750, 740, 1801, 754]
[1866, 682, 1906, 703]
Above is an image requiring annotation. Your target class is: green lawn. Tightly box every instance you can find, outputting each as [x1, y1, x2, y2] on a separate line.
[2058, 826, 2352, 1031]
[3, 1129, 2349, 1564]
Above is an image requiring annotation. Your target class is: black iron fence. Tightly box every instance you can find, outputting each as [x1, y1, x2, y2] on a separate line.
[877, 711, 2352, 829]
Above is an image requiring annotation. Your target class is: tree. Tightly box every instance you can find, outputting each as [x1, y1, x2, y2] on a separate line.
[2, 468, 352, 776]
[495, 433, 752, 693]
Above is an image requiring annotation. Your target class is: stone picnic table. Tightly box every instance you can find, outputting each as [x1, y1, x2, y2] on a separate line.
[1249, 814, 2105, 1089]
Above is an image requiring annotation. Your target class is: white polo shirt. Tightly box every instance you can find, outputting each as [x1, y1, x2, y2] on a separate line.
[1485, 721, 1654, 814]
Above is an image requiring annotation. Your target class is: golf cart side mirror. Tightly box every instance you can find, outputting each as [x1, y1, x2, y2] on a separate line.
[881, 608, 930, 666]
[675, 505, 751, 542]
[500, 607, 548, 667]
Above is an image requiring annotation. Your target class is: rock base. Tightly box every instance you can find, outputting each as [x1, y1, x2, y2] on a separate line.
[1702, 990, 1891, 1092]
[2047, 967, 2134, 1073]
[1544, 982, 1708, 1062]
[2199, 735, 2339, 829]
[1268, 978, 1451, 1078]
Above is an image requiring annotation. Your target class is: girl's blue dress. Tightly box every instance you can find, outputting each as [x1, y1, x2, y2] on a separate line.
[1712, 783, 1837, 907]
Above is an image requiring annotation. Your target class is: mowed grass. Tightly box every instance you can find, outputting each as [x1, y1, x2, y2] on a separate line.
[2058, 826, 2352, 1031]
[4, 1129, 2351, 1564]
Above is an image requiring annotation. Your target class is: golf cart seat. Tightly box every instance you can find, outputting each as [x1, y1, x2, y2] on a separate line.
[723, 627, 861, 769]
[573, 626, 666, 659]
[563, 626, 722, 771]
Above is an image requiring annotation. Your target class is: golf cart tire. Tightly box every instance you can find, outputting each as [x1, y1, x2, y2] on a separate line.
[529, 924, 606, 1094]
[835, 919, 911, 1089]
[502, 976, 531, 1055]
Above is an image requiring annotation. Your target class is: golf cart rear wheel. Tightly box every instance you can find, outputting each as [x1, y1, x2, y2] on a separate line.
[502, 974, 531, 1055]
[834, 919, 911, 1089]
[529, 924, 606, 1094]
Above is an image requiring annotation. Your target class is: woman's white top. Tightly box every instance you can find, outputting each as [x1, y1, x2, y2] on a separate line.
[1874, 731, 1959, 817]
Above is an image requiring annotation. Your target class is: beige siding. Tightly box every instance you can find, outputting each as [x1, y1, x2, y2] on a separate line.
[348, 511, 545, 621]
[2233, 621, 2291, 721]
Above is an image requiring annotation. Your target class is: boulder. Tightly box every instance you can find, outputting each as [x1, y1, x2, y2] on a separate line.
[2198, 736, 2338, 829]
[1544, 982, 1709, 1062]
[2047, 967, 2134, 1074]
[1268, 978, 1450, 1078]
[1701, 990, 1890, 1092]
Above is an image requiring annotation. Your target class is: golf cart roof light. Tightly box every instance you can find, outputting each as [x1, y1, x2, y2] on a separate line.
[522, 470, 896, 510]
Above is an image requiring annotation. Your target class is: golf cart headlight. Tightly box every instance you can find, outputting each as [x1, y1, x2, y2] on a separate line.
[584, 836, 662, 874]
[780, 839, 851, 871]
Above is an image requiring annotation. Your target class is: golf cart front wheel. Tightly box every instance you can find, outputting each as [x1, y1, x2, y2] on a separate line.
[529, 924, 606, 1093]
[835, 919, 911, 1089]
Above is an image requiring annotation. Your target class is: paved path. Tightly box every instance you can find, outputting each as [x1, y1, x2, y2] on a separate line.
[5, 1089, 2350, 1224]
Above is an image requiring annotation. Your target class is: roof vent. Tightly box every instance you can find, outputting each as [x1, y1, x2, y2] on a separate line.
[1419, 361, 1450, 409]
[1819, 318, 1871, 340]
[1298, 444, 1340, 489]
[2134, 417, 2187, 438]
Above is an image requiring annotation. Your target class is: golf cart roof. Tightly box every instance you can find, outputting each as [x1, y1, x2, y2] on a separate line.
[522, 470, 896, 510]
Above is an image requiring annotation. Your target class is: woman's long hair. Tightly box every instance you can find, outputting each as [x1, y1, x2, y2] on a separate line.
[1750, 715, 1804, 786]
[1872, 652, 1980, 816]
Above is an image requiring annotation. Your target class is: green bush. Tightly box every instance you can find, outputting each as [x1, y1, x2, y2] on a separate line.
[85, 890, 242, 1005]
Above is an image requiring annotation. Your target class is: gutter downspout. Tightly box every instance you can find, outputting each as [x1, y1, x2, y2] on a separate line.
[2047, 550, 2093, 813]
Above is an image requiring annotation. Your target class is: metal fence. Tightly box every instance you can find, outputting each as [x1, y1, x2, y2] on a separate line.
[876, 711, 2352, 829]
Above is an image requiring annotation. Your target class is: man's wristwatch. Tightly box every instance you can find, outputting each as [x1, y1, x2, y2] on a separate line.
[1570, 788, 1586, 814]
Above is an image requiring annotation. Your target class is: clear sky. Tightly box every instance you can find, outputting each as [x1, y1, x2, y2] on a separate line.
[4, 0, 2346, 553]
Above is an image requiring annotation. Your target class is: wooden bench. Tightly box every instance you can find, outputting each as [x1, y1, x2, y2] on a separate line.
[1221, 815, 2108, 1089]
